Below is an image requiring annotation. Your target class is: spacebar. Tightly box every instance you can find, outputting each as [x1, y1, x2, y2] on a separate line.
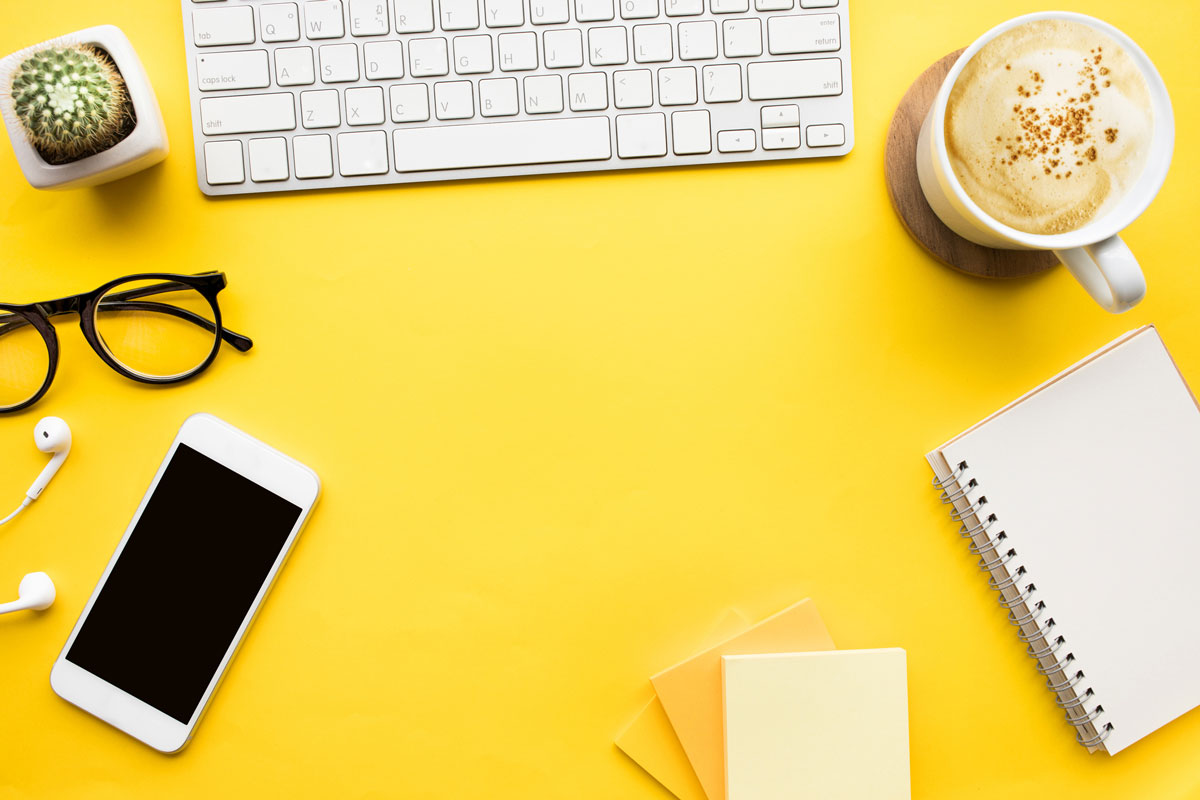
[393, 117, 612, 172]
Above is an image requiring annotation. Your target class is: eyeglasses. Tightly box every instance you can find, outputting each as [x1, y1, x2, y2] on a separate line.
[0, 272, 252, 413]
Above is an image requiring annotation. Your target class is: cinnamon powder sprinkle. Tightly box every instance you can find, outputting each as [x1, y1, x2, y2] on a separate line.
[988, 48, 1119, 181]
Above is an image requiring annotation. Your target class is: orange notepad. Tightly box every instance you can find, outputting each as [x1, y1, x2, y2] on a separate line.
[650, 599, 835, 800]
[615, 611, 750, 800]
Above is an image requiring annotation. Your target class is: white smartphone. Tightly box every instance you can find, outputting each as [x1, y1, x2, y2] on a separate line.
[50, 413, 320, 753]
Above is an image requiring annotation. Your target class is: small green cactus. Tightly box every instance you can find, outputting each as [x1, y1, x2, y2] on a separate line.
[8, 43, 134, 165]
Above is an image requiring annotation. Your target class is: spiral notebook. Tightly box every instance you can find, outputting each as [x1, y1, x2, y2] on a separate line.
[927, 326, 1200, 755]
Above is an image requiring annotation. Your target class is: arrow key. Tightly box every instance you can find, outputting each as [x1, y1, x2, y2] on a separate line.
[760, 104, 799, 128]
[716, 128, 755, 152]
[805, 123, 845, 147]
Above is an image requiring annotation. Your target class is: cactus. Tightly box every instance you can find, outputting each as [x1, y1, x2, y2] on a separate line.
[7, 43, 134, 165]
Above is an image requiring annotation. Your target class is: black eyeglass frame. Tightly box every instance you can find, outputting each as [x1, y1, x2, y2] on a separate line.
[0, 271, 252, 413]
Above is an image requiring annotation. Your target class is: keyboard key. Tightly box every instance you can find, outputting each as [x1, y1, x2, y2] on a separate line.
[613, 69, 653, 108]
[200, 93, 297, 134]
[544, 29, 584, 68]
[392, 116, 610, 170]
[203, 140, 245, 184]
[716, 128, 755, 151]
[754, 0, 791, 9]
[767, 13, 840, 55]
[485, 0, 525, 26]
[664, 0, 703, 16]
[479, 77, 519, 115]
[193, 7, 256, 47]
[301, 89, 341, 127]
[410, 37, 450, 76]
[440, 0, 480, 30]
[260, 3, 302, 42]
[530, 0, 570, 23]
[806, 122, 844, 146]
[337, 130, 389, 174]
[619, 0, 658, 19]
[349, 0, 389, 34]
[389, 83, 431, 121]
[524, 74, 563, 113]
[800, 0, 837, 6]
[568, 72, 608, 110]
[588, 27, 628, 66]
[678, 21, 717, 60]
[632, 24, 672, 62]
[747, 57, 841, 99]
[304, 1, 345, 38]
[710, 0, 748, 12]
[762, 127, 799, 149]
[364, 40, 405, 78]
[345, 86, 386, 124]
[760, 104, 798, 127]
[434, 80, 474, 119]
[394, 0, 435, 31]
[453, 35, 494, 73]
[616, 112, 666, 157]
[275, 46, 316, 85]
[248, 137, 290, 181]
[320, 43, 360, 81]
[722, 18, 761, 57]
[702, 63, 741, 102]
[498, 32, 538, 70]
[657, 66, 696, 105]
[671, 109, 710, 154]
[197, 50, 270, 91]
[576, 0, 614, 21]
[293, 133, 334, 177]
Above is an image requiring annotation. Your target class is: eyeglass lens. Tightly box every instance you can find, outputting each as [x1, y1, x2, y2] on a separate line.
[93, 279, 219, 380]
[0, 310, 50, 410]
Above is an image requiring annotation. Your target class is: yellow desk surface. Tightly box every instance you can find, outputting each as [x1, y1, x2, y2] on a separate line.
[1, 2, 1198, 797]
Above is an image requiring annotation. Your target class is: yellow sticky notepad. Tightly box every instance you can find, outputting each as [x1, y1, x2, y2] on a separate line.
[722, 649, 911, 800]
[615, 611, 750, 800]
[650, 600, 835, 800]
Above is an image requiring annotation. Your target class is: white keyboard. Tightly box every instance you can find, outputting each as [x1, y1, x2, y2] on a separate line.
[182, 0, 852, 195]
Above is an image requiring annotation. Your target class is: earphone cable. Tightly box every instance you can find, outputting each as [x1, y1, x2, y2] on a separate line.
[0, 498, 32, 526]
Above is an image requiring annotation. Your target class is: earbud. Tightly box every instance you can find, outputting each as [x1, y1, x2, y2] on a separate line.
[27, 416, 71, 502]
[0, 572, 56, 615]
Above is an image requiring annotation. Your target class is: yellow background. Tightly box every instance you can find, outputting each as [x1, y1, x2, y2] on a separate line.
[1, 1, 1198, 797]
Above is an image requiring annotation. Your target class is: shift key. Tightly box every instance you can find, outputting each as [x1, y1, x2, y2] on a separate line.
[200, 93, 297, 135]
[747, 58, 842, 100]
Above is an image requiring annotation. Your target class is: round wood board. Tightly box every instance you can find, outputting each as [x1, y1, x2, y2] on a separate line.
[884, 49, 1058, 279]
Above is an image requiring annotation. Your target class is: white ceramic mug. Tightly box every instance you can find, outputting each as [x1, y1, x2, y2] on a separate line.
[916, 12, 1175, 313]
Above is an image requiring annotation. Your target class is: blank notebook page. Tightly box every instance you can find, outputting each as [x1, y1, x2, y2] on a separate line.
[938, 328, 1200, 754]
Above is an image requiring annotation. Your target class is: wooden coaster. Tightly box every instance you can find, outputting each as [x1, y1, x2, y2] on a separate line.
[885, 49, 1058, 279]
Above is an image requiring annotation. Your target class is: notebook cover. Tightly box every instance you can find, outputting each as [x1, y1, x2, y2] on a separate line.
[615, 611, 751, 800]
[927, 326, 1200, 755]
[650, 599, 835, 800]
[722, 649, 910, 800]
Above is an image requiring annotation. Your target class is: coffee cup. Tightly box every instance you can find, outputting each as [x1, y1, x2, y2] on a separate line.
[916, 12, 1174, 313]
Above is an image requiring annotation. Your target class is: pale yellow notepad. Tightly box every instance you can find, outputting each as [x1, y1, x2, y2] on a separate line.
[723, 649, 910, 800]
[615, 611, 751, 800]
[650, 600, 835, 800]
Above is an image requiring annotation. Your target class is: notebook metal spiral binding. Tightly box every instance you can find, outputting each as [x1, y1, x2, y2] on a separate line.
[932, 462, 1114, 750]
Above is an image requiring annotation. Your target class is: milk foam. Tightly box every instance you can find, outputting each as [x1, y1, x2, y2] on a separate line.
[945, 19, 1153, 236]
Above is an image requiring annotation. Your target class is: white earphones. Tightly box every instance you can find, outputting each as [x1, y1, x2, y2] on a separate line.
[1, 417, 70, 615]
[0, 572, 56, 615]
[0, 416, 71, 525]
[27, 416, 72, 501]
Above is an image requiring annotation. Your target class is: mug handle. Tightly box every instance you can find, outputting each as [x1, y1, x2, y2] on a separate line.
[1054, 236, 1146, 314]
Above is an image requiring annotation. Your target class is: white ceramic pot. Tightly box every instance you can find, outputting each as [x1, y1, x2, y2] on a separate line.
[0, 25, 168, 189]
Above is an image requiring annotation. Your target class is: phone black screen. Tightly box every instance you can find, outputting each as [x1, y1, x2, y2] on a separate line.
[66, 443, 302, 724]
